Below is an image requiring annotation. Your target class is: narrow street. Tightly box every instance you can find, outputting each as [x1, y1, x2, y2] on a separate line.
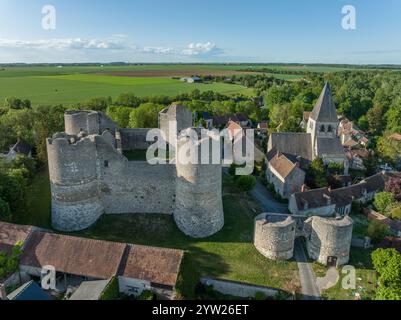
[293, 239, 321, 300]
[251, 179, 289, 213]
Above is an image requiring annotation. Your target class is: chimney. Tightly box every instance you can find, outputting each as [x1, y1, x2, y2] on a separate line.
[0, 283, 7, 300]
[324, 194, 332, 205]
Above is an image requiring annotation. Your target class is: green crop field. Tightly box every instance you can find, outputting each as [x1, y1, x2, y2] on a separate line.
[0, 73, 252, 107]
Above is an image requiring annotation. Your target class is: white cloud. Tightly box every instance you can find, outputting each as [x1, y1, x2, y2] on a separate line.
[0, 37, 129, 50]
[0, 37, 224, 62]
[181, 42, 221, 56]
[142, 46, 175, 55]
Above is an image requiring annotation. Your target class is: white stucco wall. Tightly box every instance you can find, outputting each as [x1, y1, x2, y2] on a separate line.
[118, 276, 151, 296]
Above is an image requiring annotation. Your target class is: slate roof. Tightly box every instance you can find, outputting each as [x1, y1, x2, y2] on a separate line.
[0, 221, 33, 255]
[10, 139, 31, 155]
[310, 83, 338, 123]
[293, 171, 397, 211]
[268, 132, 313, 164]
[119, 244, 183, 287]
[315, 138, 346, 157]
[7, 281, 52, 301]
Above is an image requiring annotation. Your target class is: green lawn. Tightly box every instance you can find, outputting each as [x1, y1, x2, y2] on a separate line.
[9, 170, 301, 299]
[314, 248, 378, 300]
[12, 168, 52, 229]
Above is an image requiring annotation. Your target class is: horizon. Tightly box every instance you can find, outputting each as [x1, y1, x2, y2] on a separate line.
[1, 0, 401, 64]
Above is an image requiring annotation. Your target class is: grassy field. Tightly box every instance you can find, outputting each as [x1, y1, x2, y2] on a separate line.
[10, 170, 301, 299]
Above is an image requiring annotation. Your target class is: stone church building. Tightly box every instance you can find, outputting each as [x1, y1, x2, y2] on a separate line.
[266, 83, 348, 198]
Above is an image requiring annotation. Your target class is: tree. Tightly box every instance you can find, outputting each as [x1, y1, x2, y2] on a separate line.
[377, 132, 401, 165]
[366, 105, 384, 134]
[129, 103, 164, 128]
[371, 248, 401, 300]
[367, 220, 389, 243]
[79, 96, 112, 112]
[374, 192, 396, 215]
[385, 176, 401, 202]
[389, 206, 401, 221]
[236, 175, 256, 192]
[308, 158, 328, 188]
[0, 242, 22, 281]
[4, 97, 31, 110]
[0, 198, 11, 221]
[106, 106, 132, 128]
[33, 105, 67, 162]
[115, 93, 142, 108]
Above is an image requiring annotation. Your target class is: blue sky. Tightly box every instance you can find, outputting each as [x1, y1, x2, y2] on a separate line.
[0, 0, 400, 63]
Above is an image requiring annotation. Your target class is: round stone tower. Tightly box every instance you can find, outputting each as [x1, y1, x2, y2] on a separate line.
[254, 213, 296, 260]
[65, 110, 100, 136]
[174, 130, 224, 238]
[306, 215, 353, 266]
[47, 133, 104, 232]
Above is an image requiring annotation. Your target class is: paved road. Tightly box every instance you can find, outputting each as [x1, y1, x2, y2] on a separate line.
[251, 179, 289, 213]
[293, 239, 321, 300]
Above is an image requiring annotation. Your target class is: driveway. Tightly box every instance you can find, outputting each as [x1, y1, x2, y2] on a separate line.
[293, 239, 321, 300]
[251, 179, 289, 213]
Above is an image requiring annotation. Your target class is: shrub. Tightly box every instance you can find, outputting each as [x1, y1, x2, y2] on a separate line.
[390, 206, 401, 221]
[0, 198, 11, 221]
[137, 290, 155, 300]
[236, 175, 256, 192]
[254, 291, 267, 300]
[100, 277, 120, 300]
[374, 192, 396, 215]
[367, 220, 389, 243]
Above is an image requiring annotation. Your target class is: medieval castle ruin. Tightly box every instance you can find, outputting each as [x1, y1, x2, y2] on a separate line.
[46, 104, 224, 238]
[254, 213, 353, 266]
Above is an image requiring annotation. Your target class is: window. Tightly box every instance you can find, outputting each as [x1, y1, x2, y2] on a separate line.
[104, 160, 109, 168]
[327, 125, 333, 132]
[320, 125, 325, 132]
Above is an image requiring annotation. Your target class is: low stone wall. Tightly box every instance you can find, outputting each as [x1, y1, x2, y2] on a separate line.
[200, 277, 279, 299]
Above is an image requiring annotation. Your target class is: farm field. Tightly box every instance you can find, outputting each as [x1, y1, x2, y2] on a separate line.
[0, 73, 252, 106]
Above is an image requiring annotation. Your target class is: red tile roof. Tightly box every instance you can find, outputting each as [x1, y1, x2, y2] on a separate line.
[20, 232, 126, 279]
[0, 221, 33, 255]
[119, 244, 183, 287]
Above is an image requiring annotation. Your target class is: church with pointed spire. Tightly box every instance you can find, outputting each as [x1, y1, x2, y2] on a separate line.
[266, 83, 349, 199]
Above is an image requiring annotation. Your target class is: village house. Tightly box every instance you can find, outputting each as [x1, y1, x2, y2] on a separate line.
[213, 113, 251, 129]
[338, 117, 370, 148]
[0, 139, 32, 162]
[346, 148, 370, 171]
[0, 222, 183, 300]
[265, 149, 305, 199]
[289, 171, 398, 216]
